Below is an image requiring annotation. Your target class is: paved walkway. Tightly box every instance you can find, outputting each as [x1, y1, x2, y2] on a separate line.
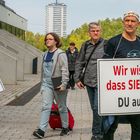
[0, 74, 40, 106]
[0, 77, 131, 140]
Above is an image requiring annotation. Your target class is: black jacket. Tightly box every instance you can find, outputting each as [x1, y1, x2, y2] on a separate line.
[66, 47, 78, 71]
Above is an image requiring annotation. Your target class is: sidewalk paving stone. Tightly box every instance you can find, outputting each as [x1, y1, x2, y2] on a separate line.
[0, 84, 131, 140]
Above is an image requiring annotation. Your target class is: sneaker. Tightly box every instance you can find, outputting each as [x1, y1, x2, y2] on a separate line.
[91, 135, 103, 140]
[33, 128, 45, 139]
[60, 128, 70, 136]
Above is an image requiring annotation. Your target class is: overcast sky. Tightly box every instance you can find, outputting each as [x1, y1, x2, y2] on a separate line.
[5, 0, 140, 35]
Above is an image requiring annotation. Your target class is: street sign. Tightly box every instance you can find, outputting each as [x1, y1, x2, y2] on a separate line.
[97, 58, 140, 116]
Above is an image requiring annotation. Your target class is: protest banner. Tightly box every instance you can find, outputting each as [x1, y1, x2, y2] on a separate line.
[98, 58, 140, 116]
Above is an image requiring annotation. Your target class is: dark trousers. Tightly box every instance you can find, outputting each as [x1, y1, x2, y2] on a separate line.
[86, 86, 103, 137]
[103, 115, 140, 140]
[69, 71, 75, 88]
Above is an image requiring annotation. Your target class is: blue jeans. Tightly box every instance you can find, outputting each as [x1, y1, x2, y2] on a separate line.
[86, 86, 102, 136]
[39, 87, 68, 132]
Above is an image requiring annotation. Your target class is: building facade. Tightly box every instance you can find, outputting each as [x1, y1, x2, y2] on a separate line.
[0, 0, 27, 40]
[45, 1, 67, 37]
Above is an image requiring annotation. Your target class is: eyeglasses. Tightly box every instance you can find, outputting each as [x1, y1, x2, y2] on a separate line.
[45, 38, 54, 41]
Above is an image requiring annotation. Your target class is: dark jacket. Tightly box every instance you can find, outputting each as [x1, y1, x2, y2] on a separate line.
[74, 38, 105, 87]
[66, 47, 78, 71]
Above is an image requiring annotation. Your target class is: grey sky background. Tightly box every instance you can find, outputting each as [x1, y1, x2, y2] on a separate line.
[5, 0, 140, 35]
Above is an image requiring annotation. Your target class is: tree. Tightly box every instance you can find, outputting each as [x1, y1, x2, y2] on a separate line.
[25, 18, 140, 52]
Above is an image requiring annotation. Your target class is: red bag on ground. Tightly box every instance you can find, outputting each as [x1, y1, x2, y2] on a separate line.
[49, 103, 74, 130]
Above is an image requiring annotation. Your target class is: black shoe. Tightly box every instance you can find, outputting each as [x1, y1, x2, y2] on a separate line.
[33, 128, 45, 139]
[91, 135, 103, 140]
[60, 128, 70, 136]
